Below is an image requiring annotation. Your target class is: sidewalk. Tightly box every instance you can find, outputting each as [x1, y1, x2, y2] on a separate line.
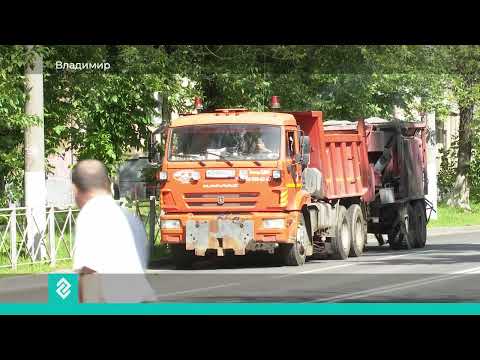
[0, 274, 49, 294]
[428, 225, 480, 237]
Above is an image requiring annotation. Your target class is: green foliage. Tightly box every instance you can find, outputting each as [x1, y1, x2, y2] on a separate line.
[438, 120, 480, 203]
[469, 120, 480, 202]
[2, 45, 480, 207]
[428, 202, 480, 227]
[178, 45, 449, 120]
[0, 45, 45, 206]
[43, 46, 200, 176]
[438, 136, 458, 200]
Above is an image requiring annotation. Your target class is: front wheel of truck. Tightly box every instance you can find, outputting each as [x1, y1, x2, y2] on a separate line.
[278, 214, 309, 266]
[169, 244, 195, 270]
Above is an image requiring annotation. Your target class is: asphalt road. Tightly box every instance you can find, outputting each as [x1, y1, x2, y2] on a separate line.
[2, 228, 480, 303]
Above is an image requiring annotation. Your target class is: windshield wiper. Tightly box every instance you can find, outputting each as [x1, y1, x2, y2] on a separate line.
[205, 151, 233, 166]
[172, 154, 206, 164]
[173, 154, 199, 159]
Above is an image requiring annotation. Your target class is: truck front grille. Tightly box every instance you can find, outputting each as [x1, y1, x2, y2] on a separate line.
[184, 192, 259, 208]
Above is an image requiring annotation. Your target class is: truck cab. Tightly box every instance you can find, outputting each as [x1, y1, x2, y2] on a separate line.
[158, 108, 312, 268]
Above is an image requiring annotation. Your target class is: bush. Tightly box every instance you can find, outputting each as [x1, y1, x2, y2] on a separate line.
[438, 136, 458, 201]
[438, 122, 480, 203]
[470, 123, 480, 202]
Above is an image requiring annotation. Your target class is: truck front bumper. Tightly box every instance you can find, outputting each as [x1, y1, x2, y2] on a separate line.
[160, 212, 299, 256]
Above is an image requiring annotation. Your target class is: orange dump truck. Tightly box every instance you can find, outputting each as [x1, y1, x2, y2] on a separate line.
[156, 100, 429, 268]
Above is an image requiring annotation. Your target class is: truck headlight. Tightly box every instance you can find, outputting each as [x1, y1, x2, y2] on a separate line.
[263, 219, 285, 229]
[161, 220, 181, 229]
[272, 170, 282, 180]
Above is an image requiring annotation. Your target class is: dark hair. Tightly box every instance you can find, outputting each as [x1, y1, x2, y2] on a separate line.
[72, 160, 111, 192]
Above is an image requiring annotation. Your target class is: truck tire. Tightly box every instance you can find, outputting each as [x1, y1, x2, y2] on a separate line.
[279, 214, 309, 266]
[412, 200, 427, 248]
[388, 203, 416, 250]
[330, 205, 350, 260]
[347, 204, 366, 257]
[170, 244, 195, 270]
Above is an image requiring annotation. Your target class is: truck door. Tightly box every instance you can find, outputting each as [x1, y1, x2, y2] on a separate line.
[285, 129, 301, 188]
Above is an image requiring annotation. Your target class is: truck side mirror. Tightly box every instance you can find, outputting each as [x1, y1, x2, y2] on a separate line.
[300, 135, 310, 168]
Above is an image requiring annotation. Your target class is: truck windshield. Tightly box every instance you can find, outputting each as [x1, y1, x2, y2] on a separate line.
[169, 124, 281, 161]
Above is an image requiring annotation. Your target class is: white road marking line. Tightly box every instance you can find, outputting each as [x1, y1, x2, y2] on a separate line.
[276, 249, 437, 278]
[153, 282, 242, 298]
[307, 264, 480, 303]
[297, 263, 355, 275]
[452, 265, 480, 274]
[362, 249, 437, 261]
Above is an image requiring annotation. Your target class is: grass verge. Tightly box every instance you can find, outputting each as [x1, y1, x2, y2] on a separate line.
[428, 202, 480, 228]
[0, 259, 73, 277]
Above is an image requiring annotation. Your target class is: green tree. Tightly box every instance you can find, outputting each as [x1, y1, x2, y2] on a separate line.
[0, 45, 45, 206]
[43, 45, 200, 174]
[432, 46, 480, 210]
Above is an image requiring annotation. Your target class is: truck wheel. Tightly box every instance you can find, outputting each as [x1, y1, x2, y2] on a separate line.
[405, 202, 418, 249]
[388, 204, 416, 250]
[170, 244, 195, 270]
[412, 201, 427, 248]
[331, 206, 350, 260]
[347, 204, 366, 257]
[279, 214, 309, 266]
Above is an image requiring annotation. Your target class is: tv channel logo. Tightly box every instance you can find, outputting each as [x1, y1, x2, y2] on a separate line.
[48, 273, 78, 304]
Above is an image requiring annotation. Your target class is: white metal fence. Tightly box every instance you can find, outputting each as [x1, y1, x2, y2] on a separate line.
[0, 206, 79, 270]
[128, 197, 161, 256]
[0, 198, 161, 270]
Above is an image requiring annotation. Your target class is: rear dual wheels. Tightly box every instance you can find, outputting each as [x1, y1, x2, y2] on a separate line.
[280, 205, 363, 265]
[388, 203, 416, 249]
[347, 204, 367, 257]
[330, 204, 367, 260]
[330, 206, 351, 260]
[388, 200, 427, 250]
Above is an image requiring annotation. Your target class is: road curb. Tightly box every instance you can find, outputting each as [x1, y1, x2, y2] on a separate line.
[428, 226, 480, 237]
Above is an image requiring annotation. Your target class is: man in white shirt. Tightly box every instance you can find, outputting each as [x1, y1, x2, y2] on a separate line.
[72, 160, 156, 303]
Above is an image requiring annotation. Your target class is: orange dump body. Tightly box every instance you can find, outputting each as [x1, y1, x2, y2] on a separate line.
[290, 111, 374, 203]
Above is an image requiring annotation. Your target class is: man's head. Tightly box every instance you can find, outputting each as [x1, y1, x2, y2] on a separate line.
[72, 160, 111, 209]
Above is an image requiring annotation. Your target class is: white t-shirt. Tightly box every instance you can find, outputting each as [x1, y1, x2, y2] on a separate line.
[73, 195, 156, 302]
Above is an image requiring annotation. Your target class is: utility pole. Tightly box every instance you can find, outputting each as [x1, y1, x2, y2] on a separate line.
[24, 45, 47, 260]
